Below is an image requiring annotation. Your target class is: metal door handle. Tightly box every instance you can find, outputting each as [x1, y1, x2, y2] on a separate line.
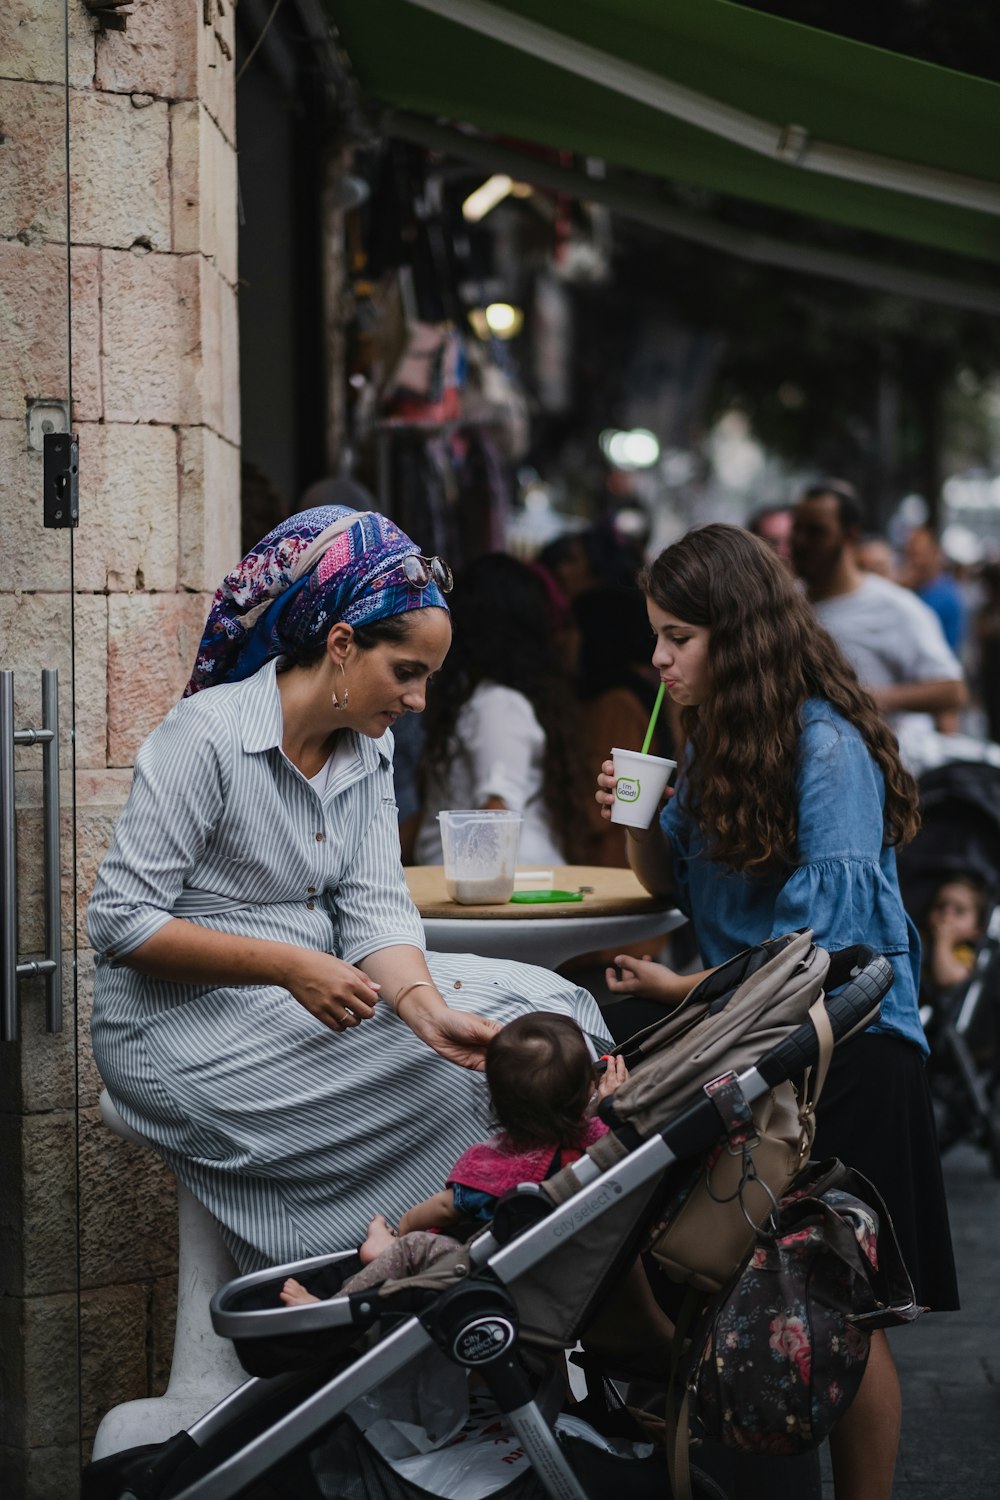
[1, 669, 62, 1042]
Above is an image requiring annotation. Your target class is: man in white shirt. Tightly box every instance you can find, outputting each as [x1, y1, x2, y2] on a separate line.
[791, 480, 966, 732]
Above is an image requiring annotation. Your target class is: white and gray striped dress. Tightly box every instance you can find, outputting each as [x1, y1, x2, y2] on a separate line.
[88, 660, 605, 1271]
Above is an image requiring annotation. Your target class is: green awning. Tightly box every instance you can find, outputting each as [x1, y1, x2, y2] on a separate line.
[326, 0, 1000, 265]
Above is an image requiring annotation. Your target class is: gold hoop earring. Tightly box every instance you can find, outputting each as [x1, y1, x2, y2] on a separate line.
[331, 662, 349, 711]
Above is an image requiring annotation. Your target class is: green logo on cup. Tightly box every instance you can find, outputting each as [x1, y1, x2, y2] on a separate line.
[616, 776, 641, 803]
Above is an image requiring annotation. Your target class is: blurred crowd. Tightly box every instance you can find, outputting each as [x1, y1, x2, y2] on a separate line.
[393, 478, 1000, 883]
[751, 488, 1000, 752]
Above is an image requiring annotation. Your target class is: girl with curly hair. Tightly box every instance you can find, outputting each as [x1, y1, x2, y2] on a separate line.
[414, 552, 593, 866]
[594, 523, 957, 1500]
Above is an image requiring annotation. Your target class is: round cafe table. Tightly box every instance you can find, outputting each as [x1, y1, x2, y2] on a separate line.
[404, 864, 686, 970]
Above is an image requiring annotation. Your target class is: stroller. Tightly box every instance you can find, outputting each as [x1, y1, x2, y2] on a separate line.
[82, 934, 905, 1500]
[897, 758, 1000, 1173]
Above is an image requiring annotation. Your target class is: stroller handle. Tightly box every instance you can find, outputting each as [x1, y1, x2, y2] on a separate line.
[756, 946, 893, 1088]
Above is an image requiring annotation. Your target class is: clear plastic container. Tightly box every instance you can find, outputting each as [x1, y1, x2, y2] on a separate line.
[438, 810, 523, 904]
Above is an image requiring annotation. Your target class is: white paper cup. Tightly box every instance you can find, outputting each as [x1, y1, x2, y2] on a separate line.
[609, 747, 677, 829]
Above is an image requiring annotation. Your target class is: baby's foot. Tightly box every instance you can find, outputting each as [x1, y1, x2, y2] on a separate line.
[359, 1214, 397, 1265]
[279, 1277, 318, 1306]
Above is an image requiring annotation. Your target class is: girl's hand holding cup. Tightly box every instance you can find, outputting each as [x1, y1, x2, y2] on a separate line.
[596, 751, 676, 833]
[596, 758, 619, 821]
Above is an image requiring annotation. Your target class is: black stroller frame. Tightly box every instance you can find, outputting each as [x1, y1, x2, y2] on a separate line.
[85, 943, 893, 1500]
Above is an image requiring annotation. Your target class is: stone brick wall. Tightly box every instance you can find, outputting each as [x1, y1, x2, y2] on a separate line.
[0, 4, 240, 1493]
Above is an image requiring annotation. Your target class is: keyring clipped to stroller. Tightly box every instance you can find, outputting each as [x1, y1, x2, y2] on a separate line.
[82, 934, 896, 1500]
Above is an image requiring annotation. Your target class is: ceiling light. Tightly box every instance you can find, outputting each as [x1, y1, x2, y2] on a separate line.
[485, 302, 521, 334]
[461, 174, 532, 222]
[462, 174, 513, 222]
[468, 303, 524, 340]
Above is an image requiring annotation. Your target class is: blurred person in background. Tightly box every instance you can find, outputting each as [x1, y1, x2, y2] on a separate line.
[747, 503, 793, 568]
[537, 530, 604, 603]
[901, 525, 966, 655]
[414, 553, 594, 867]
[538, 517, 643, 602]
[857, 533, 898, 580]
[791, 480, 966, 749]
[974, 562, 1000, 745]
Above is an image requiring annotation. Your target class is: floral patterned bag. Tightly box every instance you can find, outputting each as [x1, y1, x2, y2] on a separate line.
[684, 1158, 922, 1457]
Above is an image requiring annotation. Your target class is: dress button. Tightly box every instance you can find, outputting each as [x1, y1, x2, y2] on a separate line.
[306, 901, 316, 910]
[307, 886, 317, 894]
[315, 832, 325, 842]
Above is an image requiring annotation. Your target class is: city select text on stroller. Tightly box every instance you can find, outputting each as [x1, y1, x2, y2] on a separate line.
[83, 932, 910, 1500]
[896, 758, 1000, 1172]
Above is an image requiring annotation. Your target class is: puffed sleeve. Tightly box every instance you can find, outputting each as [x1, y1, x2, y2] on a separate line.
[87, 705, 226, 962]
[771, 714, 912, 960]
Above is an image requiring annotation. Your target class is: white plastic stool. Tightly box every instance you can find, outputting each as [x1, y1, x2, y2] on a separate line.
[91, 1089, 248, 1460]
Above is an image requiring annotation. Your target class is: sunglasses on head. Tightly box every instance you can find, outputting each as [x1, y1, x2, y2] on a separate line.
[384, 554, 454, 593]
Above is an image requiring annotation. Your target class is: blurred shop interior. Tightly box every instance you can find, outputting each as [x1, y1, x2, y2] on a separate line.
[234, 1, 1000, 573]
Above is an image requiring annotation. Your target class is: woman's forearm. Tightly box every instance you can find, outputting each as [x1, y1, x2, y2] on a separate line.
[124, 920, 309, 987]
[625, 824, 676, 896]
[358, 947, 447, 1015]
[358, 946, 501, 1071]
[125, 920, 382, 1033]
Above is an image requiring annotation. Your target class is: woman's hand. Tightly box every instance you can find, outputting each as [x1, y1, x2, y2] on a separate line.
[605, 953, 693, 1006]
[404, 1003, 502, 1072]
[285, 950, 381, 1032]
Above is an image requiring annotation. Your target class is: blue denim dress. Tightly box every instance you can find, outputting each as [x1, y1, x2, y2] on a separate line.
[662, 698, 926, 1054]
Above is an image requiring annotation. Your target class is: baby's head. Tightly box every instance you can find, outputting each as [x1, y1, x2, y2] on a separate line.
[927, 875, 988, 944]
[485, 1012, 594, 1151]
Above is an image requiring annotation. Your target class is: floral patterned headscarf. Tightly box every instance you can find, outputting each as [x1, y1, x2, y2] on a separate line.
[183, 506, 449, 696]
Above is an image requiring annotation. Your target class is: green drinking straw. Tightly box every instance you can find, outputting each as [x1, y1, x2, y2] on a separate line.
[641, 681, 666, 755]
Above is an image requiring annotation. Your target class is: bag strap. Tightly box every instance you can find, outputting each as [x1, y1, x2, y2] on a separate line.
[543, 1146, 565, 1179]
[541, 1128, 630, 1207]
[793, 995, 835, 1160]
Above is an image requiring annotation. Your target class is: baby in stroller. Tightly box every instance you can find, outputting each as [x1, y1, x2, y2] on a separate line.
[922, 873, 987, 994]
[895, 758, 1000, 1170]
[278, 1013, 673, 1369]
[914, 869, 1000, 1166]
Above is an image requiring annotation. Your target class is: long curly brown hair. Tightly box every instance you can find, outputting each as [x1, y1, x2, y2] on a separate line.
[638, 524, 920, 872]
